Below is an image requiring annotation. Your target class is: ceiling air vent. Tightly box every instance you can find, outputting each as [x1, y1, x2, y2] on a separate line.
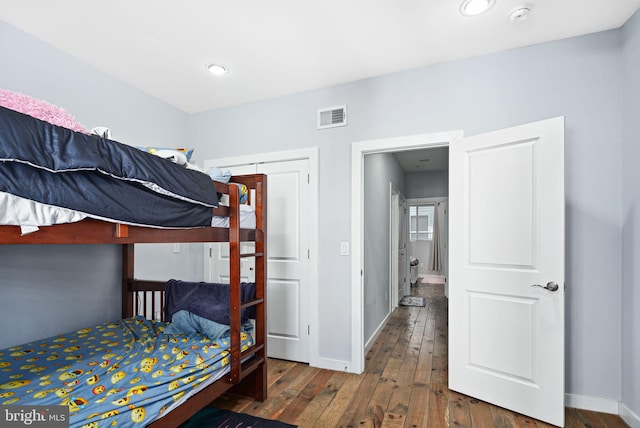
[317, 105, 347, 129]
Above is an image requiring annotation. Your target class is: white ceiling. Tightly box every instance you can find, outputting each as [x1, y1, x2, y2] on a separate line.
[394, 147, 449, 172]
[1, 1, 639, 113]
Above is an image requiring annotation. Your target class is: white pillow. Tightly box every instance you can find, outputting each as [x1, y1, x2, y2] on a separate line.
[153, 149, 188, 166]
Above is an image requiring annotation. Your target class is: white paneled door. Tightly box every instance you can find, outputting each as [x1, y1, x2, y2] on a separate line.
[207, 159, 311, 363]
[449, 117, 565, 426]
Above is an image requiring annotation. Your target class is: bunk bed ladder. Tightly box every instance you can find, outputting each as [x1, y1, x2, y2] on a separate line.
[227, 178, 268, 401]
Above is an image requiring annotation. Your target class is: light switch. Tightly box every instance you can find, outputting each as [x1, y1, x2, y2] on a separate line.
[340, 242, 349, 256]
[173, 243, 180, 253]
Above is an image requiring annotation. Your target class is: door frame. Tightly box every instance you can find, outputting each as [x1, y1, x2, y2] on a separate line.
[390, 184, 400, 311]
[390, 185, 409, 310]
[350, 130, 463, 373]
[398, 191, 410, 299]
[204, 147, 319, 367]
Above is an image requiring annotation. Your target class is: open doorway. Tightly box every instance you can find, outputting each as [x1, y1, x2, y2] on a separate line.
[361, 146, 449, 351]
[389, 151, 450, 311]
[353, 120, 565, 424]
[406, 198, 448, 295]
[396, 146, 449, 295]
[351, 129, 462, 372]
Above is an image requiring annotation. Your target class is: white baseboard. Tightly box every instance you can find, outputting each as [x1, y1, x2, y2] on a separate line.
[565, 393, 619, 414]
[364, 312, 391, 354]
[316, 357, 354, 373]
[330, 309, 392, 375]
[620, 403, 640, 428]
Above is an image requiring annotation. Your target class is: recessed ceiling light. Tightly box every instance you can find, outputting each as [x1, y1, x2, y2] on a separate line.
[509, 6, 531, 22]
[460, 0, 495, 16]
[206, 63, 229, 76]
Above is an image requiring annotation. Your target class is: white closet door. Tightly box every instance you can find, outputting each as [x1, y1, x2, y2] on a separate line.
[206, 159, 311, 363]
[257, 159, 310, 362]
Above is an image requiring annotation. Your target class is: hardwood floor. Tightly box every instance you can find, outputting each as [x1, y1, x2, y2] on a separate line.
[211, 283, 628, 427]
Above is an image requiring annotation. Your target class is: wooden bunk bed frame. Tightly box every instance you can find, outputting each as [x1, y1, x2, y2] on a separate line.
[0, 173, 267, 428]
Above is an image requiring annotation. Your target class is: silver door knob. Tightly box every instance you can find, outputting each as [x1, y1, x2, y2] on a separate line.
[531, 281, 559, 292]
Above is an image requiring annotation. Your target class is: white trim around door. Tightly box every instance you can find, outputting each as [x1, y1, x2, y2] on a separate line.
[350, 130, 463, 373]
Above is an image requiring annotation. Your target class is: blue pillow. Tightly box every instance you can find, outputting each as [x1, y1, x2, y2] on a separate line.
[164, 310, 252, 340]
[206, 167, 231, 183]
[164, 310, 229, 339]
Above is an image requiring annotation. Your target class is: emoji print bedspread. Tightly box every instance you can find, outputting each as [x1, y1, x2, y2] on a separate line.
[0, 316, 253, 427]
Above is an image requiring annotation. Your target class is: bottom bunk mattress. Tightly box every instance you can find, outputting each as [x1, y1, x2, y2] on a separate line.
[0, 316, 253, 427]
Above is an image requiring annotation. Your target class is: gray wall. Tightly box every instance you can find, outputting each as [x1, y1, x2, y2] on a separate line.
[189, 30, 624, 400]
[0, 20, 191, 349]
[363, 153, 405, 343]
[622, 9, 640, 420]
[405, 170, 448, 199]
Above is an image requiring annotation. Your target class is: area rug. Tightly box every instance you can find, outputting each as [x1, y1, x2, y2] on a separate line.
[180, 408, 297, 428]
[420, 276, 446, 285]
[399, 296, 426, 307]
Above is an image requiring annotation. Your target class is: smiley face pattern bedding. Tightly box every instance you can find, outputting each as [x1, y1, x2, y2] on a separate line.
[0, 316, 253, 427]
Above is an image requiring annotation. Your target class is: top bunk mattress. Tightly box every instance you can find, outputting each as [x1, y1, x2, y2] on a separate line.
[0, 106, 219, 229]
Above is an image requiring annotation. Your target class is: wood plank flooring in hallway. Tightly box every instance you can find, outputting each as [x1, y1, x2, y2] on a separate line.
[211, 283, 628, 427]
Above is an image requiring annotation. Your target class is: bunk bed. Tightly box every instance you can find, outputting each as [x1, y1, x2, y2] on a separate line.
[0, 105, 267, 427]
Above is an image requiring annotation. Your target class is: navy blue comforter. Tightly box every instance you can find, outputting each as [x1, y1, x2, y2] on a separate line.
[0, 106, 218, 227]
